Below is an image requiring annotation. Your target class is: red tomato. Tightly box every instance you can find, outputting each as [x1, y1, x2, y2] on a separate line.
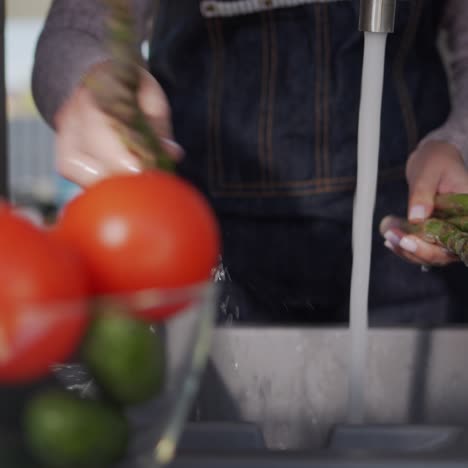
[55, 171, 220, 320]
[0, 206, 89, 383]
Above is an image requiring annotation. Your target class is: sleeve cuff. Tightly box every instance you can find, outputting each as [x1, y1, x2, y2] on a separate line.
[32, 30, 111, 128]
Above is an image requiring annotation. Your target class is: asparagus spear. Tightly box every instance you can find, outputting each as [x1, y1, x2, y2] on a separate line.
[433, 193, 468, 218]
[84, 0, 174, 172]
[407, 218, 468, 265]
[444, 216, 468, 232]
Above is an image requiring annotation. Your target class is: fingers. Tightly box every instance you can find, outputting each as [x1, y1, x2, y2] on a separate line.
[159, 137, 184, 160]
[54, 67, 184, 187]
[78, 103, 142, 174]
[56, 150, 109, 187]
[394, 141, 468, 266]
[406, 155, 439, 223]
[380, 216, 458, 267]
[440, 163, 468, 194]
[138, 69, 184, 160]
[56, 91, 141, 186]
[405, 141, 468, 223]
[384, 231, 458, 266]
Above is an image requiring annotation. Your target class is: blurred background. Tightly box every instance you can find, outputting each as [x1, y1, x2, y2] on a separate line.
[6, 0, 69, 212]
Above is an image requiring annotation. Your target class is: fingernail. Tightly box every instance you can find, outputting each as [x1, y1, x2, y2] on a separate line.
[72, 159, 100, 176]
[384, 240, 395, 251]
[161, 137, 184, 156]
[400, 237, 418, 253]
[122, 161, 141, 173]
[409, 205, 426, 221]
[384, 230, 400, 246]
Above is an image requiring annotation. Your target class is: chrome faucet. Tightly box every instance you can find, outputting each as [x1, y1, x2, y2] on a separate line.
[359, 0, 397, 33]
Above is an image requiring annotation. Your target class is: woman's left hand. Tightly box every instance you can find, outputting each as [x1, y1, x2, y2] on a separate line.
[380, 140, 468, 267]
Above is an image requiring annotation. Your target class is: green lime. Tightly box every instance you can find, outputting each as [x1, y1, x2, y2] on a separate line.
[83, 311, 165, 405]
[24, 390, 128, 468]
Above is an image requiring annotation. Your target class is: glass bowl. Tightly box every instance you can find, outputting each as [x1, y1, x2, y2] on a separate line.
[51, 281, 218, 468]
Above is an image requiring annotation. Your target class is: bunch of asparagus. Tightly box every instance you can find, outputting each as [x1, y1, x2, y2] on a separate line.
[84, 0, 174, 171]
[409, 194, 468, 265]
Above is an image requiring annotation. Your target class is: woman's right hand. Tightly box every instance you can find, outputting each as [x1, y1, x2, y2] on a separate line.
[54, 63, 184, 187]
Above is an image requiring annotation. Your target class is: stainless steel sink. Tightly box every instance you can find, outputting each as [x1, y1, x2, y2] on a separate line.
[192, 327, 468, 450]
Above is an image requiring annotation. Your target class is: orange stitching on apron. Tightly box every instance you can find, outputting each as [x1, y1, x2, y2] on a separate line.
[210, 165, 404, 197]
[205, 163, 404, 189]
[322, 3, 331, 186]
[206, 18, 217, 190]
[392, 0, 422, 154]
[206, 17, 225, 189]
[314, 4, 323, 183]
[153, 1, 160, 23]
[214, 18, 226, 182]
[266, 8, 278, 185]
[259, 12, 269, 185]
[207, 4, 400, 195]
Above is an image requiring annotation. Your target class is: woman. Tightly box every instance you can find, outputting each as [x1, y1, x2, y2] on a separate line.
[33, 0, 468, 324]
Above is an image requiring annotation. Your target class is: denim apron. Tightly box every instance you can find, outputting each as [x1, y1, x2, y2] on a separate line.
[149, 0, 468, 324]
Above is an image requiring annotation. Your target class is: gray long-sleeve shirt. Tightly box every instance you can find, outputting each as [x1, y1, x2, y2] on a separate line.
[32, 0, 152, 127]
[32, 0, 468, 161]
